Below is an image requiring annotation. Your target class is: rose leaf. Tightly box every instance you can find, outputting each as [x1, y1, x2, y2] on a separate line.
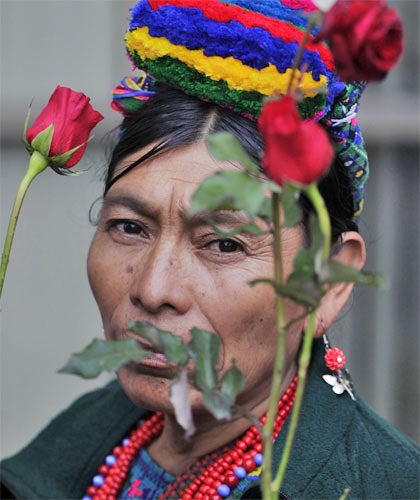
[188, 328, 220, 391]
[128, 320, 189, 365]
[190, 170, 266, 218]
[251, 278, 322, 307]
[202, 390, 232, 420]
[58, 338, 148, 379]
[320, 261, 388, 289]
[221, 359, 246, 405]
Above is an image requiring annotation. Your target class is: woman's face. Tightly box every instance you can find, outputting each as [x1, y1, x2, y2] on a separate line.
[88, 142, 304, 417]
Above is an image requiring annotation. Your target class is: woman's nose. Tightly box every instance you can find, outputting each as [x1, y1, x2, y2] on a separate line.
[129, 242, 192, 315]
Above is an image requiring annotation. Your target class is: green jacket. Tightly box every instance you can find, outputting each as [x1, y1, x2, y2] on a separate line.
[1, 341, 419, 499]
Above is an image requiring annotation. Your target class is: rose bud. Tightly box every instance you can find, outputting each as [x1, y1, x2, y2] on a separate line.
[23, 85, 104, 172]
[258, 95, 333, 187]
[317, 0, 404, 82]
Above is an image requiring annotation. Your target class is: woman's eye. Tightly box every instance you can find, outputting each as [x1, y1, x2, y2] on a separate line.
[107, 220, 146, 237]
[214, 239, 243, 253]
[120, 221, 142, 234]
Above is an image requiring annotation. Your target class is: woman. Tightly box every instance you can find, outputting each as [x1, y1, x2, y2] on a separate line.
[1, 1, 418, 498]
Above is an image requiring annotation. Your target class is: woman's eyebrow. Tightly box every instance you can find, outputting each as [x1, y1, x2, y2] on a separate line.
[103, 194, 252, 226]
[189, 210, 253, 227]
[102, 194, 159, 218]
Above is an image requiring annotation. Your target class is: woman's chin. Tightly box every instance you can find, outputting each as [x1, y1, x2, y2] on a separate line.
[116, 363, 204, 414]
[116, 365, 172, 411]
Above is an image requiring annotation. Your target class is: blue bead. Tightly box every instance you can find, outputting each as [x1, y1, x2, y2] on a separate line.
[254, 453, 264, 466]
[105, 454, 117, 466]
[82, 497, 92, 500]
[122, 438, 130, 446]
[217, 484, 231, 497]
[234, 466, 247, 479]
[93, 474, 105, 487]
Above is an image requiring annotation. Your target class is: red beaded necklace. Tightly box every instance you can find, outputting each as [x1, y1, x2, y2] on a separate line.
[84, 375, 297, 500]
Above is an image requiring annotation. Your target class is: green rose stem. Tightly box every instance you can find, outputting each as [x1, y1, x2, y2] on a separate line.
[261, 17, 323, 495]
[272, 310, 316, 493]
[0, 151, 48, 299]
[261, 191, 288, 500]
[286, 14, 319, 95]
[262, 183, 331, 500]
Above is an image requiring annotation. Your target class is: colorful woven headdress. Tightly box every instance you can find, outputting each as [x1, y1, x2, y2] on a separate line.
[121, 0, 369, 217]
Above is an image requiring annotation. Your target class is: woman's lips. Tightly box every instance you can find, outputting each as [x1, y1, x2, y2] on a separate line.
[125, 352, 180, 379]
[128, 337, 179, 374]
[114, 328, 189, 376]
[140, 352, 170, 368]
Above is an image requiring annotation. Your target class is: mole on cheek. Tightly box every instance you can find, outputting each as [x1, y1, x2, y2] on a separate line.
[126, 265, 134, 274]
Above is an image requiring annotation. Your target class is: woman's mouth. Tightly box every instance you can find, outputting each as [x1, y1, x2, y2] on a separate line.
[128, 337, 180, 375]
[112, 326, 188, 377]
[125, 351, 180, 379]
[140, 351, 170, 368]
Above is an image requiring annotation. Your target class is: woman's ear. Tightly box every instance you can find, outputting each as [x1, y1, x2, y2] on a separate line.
[313, 231, 366, 337]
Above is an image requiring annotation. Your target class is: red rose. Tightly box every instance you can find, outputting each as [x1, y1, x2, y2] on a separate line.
[25, 86, 104, 168]
[258, 95, 333, 186]
[317, 0, 403, 82]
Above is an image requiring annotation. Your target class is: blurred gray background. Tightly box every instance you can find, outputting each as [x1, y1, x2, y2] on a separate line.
[0, 0, 419, 460]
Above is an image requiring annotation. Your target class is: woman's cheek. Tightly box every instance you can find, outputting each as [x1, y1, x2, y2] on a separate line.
[87, 232, 122, 326]
[87, 232, 108, 288]
[213, 279, 277, 349]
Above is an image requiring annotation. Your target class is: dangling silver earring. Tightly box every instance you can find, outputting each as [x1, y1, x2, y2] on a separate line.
[322, 334, 356, 401]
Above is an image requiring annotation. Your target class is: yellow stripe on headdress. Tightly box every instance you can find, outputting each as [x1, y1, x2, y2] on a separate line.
[126, 27, 326, 98]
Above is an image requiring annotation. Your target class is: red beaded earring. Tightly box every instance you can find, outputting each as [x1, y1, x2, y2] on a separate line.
[322, 333, 355, 401]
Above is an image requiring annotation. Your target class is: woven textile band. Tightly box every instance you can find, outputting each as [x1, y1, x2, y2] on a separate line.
[122, 0, 369, 217]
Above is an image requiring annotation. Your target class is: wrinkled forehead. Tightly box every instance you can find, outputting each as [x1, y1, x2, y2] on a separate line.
[104, 142, 243, 215]
[108, 139, 257, 191]
[102, 141, 273, 228]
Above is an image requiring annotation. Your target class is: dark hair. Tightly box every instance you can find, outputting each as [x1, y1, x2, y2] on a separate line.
[106, 87, 358, 244]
